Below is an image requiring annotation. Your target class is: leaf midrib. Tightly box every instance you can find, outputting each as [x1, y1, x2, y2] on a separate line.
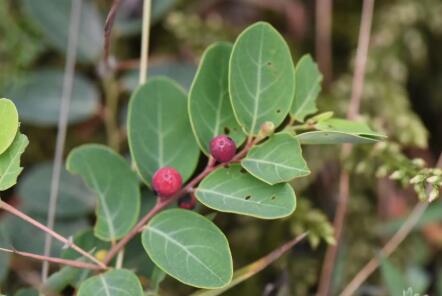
[250, 27, 265, 134]
[83, 159, 116, 240]
[148, 226, 225, 284]
[197, 188, 287, 210]
[295, 74, 321, 118]
[243, 158, 309, 173]
[99, 275, 111, 296]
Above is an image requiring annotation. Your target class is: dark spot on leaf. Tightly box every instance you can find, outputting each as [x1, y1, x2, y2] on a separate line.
[271, 196, 276, 200]
[267, 62, 272, 66]
[245, 195, 251, 200]
[224, 127, 230, 134]
[224, 164, 230, 169]
[240, 168, 247, 174]
[276, 109, 281, 113]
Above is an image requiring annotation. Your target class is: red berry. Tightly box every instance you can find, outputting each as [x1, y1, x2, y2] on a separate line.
[210, 135, 236, 163]
[178, 195, 197, 210]
[152, 167, 182, 198]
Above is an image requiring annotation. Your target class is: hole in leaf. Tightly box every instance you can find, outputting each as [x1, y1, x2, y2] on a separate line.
[245, 195, 251, 200]
[224, 127, 230, 135]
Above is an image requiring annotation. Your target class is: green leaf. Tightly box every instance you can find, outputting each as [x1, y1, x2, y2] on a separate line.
[316, 118, 384, 137]
[66, 144, 140, 241]
[6, 69, 99, 127]
[241, 133, 310, 185]
[195, 164, 296, 219]
[142, 209, 232, 288]
[21, 0, 103, 62]
[380, 257, 408, 296]
[297, 131, 382, 144]
[0, 133, 29, 191]
[0, 98, 19, 155]
[45, 263, 85, 293]
[229, 22, 296, 135]
[128, 77, 200, 185]
[14, 289, 40, 296]
[122, 62, 197, 91]
[297, 118, 386, 144]
[290, 55, 322, 121]
[77, 269, 144, 296]
[18, 162, 95, 218]
[189, 42, 246, 155]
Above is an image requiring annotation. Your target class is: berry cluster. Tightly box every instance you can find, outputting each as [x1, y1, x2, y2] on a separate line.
[151, 135, 237, 208]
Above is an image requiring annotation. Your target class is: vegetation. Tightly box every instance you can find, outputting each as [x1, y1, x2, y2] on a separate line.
[0, 0, 441, 295]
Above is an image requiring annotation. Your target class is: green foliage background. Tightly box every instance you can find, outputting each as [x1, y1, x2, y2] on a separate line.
[0, 0, 441, 295]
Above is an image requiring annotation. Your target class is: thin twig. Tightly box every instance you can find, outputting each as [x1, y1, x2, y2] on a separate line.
[105, 0, 152, 263]
[103, 147, 254, 264]
[0, 248, 103, 270]
[42, 0, 83, 281]
[103, 158, 217, 264]
[0, 201, 106, 270]
[103, 0, 123, 69]
[339, 154, 442, 296]
[317, 0, 375, 295]
[315, 0, 333, 87]
[347, 1, 375, 120]
[139, 0, 152, 84]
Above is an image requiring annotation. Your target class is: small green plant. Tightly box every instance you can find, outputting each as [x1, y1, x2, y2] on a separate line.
[0, 22, 386, 294]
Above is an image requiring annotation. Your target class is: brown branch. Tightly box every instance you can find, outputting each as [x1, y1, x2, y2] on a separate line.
[103, 0, 123, 69]
[317, 0, 375, 295]
[103, 157, 217, 264]
[0, 247, 103, 270]
[339, 154, 442, 296]
[43, 0, 83, 280]
[103, 142, 257, 265]
[0, 201, 106, 270]
[315, 0, 333, 87]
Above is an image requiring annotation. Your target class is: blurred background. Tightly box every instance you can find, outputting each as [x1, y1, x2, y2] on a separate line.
[1, 0, 442, 295]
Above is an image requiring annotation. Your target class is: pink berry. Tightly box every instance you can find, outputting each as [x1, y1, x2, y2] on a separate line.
[152, 167, 182, 198]
[210, 135, 236, 163]
[178, 195, 197, 210]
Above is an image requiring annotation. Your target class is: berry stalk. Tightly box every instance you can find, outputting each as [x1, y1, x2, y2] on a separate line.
[103, 140, 255, 264]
